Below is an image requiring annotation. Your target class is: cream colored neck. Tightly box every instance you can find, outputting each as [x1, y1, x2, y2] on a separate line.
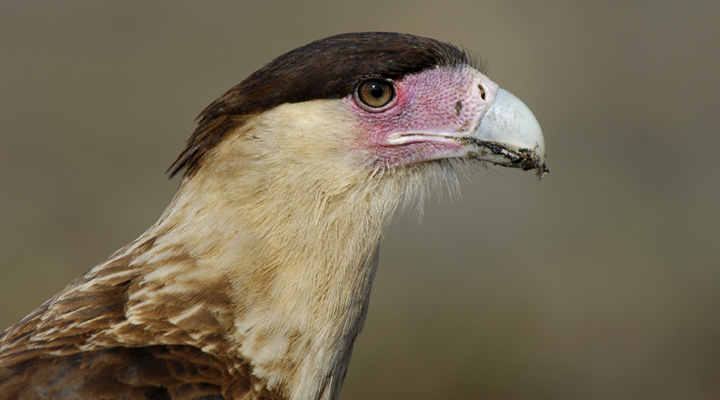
[153, 171, 391, 399]
[142, 103, 416, 399]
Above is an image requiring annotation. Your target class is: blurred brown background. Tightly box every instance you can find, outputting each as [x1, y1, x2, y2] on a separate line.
[1, 1, 719, 399]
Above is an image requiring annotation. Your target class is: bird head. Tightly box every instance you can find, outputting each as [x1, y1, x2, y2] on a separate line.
[169, 33, 547, 186]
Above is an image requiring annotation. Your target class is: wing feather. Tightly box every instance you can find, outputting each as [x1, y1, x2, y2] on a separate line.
[0, 238, 277, 399]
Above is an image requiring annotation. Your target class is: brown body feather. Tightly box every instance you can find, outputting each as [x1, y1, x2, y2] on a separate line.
[0, 238, 276, 399]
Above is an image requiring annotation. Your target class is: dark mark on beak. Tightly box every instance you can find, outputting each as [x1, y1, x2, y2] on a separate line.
[459, 137, 549, 180]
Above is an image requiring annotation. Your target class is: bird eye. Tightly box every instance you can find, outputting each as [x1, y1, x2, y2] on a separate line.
[356, 79, 395, 109]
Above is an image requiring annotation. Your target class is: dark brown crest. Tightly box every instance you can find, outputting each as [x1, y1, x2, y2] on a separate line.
[168, 32, 472, 177]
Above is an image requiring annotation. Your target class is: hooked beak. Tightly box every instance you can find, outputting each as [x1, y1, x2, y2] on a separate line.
[462, 88, 548, 179]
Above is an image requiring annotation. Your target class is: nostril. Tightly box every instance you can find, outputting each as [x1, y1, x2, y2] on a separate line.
[478, 84, 486, 100]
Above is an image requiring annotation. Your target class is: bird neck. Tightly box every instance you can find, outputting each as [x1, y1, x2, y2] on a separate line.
[138, 115, 417, 399]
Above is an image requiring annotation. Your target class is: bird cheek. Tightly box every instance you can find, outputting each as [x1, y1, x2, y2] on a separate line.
[343, 95, 401, 143]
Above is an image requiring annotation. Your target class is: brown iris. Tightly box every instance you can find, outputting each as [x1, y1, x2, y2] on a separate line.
[356, 79, 395, 108]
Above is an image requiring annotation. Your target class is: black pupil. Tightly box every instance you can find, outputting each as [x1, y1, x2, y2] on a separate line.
[369, 83, 385, 98]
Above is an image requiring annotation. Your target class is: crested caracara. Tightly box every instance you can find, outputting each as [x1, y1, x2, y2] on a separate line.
[0, 32, 547, 400]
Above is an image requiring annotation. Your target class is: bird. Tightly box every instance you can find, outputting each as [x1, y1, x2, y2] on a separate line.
[0, 32, 547, 400]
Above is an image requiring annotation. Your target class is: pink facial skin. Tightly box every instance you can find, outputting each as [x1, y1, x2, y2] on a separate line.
[345, 65, 499, 169]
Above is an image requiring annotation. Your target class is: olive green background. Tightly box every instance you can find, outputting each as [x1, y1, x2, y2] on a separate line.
[2, 1, 719, 399]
